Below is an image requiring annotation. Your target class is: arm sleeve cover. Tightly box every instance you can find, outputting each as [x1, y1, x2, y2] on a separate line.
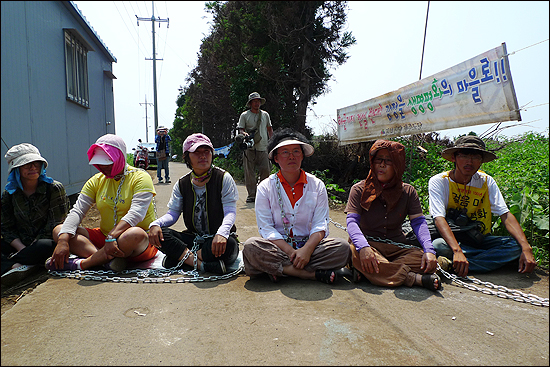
[346, 212, 370, 251]
[149, 209, 181, 229]
[410, 215, 436, 254]
[216, 206, 236, 239]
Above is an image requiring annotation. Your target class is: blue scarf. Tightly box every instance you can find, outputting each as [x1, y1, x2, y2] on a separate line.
[5, 166, 54, 194]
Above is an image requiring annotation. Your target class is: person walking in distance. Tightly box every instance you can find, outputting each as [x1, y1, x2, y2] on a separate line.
[155, 126, 172, 184]
[237, 92, 273, 203]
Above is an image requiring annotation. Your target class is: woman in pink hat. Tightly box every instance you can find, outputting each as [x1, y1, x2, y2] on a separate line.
[46, 134, 158, 271]
[148, 133, 239, 274]
[1, 143, 70, 286]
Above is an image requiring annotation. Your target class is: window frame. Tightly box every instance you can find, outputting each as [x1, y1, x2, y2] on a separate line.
[64, 30, 90, 108]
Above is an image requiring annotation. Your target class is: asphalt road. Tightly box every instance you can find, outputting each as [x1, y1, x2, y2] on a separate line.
[1, 161, 548, 366]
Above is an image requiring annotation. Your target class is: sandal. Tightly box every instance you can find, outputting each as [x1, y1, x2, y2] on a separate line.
[421, 273, 442, 291]
[315, 269, 338, 284]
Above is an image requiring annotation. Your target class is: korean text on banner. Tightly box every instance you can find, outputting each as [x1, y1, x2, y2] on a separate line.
[337, 43, 521, 145]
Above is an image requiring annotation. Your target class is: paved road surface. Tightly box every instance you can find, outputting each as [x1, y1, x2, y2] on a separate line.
[1, 161, 548, 365]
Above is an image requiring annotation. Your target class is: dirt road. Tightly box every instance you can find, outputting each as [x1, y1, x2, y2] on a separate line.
[1, 161, 548, 365]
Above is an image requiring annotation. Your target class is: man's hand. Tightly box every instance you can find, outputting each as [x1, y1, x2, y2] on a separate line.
[452, 251, 469, 277]
[518, 249, 537, 273]
[359, 246, 379, 274]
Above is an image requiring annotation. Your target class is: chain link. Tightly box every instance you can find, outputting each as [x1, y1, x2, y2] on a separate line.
[330, 218, 549, 307]
[437, 266, 549, 307]
[48, 234, 244, 283]
[112, 171, 127, 225]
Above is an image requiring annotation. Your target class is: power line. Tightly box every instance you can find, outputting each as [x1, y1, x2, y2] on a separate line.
[137, 1, 169, 133]
[419, 1, 430, 81]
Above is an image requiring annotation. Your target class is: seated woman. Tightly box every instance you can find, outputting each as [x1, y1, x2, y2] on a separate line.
[346, 139, 441, 291]
[243, 128, 350, 284]
[1, 143, 70, 285]
[47, 134, 158, 271]
[148, 133, 239, 274]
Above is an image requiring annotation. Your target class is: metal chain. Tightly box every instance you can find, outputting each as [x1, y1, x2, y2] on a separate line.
[113, 167, 159, 223]
[48, 234, 244, 283]
[112, 171, 128, 225]
[329, 218, 549, 307]
[437, 266, 548, 307]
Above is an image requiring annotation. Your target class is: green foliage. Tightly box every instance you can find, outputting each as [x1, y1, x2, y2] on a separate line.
[482, 132, 549, 267]
[175, 1, 356, 145]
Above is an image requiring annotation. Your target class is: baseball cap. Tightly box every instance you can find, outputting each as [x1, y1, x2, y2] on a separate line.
[183, 133, 214, 153]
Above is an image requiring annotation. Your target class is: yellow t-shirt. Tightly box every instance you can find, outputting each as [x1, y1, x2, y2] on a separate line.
[444, 170, 492, 234]
[81, 167, 156, 235]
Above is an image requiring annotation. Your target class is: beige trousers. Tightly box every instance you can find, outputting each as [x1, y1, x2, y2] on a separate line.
[350, 242, 424, 287]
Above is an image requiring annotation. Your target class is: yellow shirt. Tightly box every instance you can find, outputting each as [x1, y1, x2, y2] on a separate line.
[81, 167, 156, 235]
[444, 170, 492, 234]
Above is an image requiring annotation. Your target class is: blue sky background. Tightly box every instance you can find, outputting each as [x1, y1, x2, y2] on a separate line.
[74, 1, 549, 150]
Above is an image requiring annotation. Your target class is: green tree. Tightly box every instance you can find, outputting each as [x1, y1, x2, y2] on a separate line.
[174, 1, 356, 146]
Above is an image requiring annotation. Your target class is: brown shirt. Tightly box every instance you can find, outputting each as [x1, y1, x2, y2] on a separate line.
[345, 180, 422, 244]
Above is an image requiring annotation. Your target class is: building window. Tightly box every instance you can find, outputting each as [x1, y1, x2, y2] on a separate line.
[64, 30, 89, 108]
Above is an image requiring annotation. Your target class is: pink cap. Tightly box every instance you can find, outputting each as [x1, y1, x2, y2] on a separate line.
[183, 133, 213, 153]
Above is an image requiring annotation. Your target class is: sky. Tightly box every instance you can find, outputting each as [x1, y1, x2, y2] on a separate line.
[73, 1, 549, 152]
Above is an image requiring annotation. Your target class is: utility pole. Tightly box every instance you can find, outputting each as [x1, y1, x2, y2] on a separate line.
[136, 1, 169, 133]
[139, 95, 154, 142]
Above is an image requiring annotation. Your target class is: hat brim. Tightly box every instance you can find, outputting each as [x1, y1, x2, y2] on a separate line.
[268, 140, 314, 159]
[89, 149, 114, 165]
[441, 147, 497, 163]
[8, 154, 48, 173]
[186, 143, 214, 153]
[246, 98, 266, 107]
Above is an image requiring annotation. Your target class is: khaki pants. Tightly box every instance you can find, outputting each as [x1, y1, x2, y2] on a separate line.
[350, 242, 424, 287]
[243, 237, 351, 277]
[243, 149, 270, 200]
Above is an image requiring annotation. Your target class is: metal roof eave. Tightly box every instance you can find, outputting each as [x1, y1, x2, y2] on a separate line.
[64, 1, 117, 63]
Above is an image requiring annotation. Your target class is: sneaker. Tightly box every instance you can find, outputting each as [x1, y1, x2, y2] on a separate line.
[158, 178, 163, 183]
[166, 179, 171, 183]
[246, 197, 255, 203]
[1, 265, 38, 287]
[437, 256, 453, 278]
[44, 257, 81, 271]
[104, 257, 127, 272]
[203, 259, 227, 275]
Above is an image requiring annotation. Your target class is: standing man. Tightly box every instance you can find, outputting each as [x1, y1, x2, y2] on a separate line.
[237, 92, 274, 203]
[428, 136, 536, 277]
[155, 126, 172, 184]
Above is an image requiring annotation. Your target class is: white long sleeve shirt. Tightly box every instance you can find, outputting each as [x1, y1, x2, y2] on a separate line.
[255, 172, 330, 241]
